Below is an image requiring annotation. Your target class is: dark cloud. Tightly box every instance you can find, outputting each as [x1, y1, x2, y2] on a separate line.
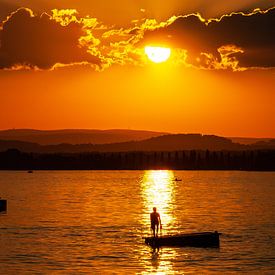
[0, 6, 274, 71]
[0, 8, 100, 69]
[142, 8, 275, 68]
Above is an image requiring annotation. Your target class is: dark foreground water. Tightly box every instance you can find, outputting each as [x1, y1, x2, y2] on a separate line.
[0, 170, 274, 274]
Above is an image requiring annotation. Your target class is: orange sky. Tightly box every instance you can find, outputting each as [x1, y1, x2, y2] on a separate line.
[1, 66, 274, 137]
[0, 2, 274, 137]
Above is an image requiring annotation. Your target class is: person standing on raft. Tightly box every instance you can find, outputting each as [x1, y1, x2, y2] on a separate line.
[150, 207, 162, 237]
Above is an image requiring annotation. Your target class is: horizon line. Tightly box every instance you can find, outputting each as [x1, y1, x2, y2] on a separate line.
[0, 128, 274, 139]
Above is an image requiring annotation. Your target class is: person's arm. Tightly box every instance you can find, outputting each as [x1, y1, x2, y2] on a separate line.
[158, 213, 162, 229]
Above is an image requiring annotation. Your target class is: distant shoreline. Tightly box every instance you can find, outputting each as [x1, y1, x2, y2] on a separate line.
[1, 149, 274, 171]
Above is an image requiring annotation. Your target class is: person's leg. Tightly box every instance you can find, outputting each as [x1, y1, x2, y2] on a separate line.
[156, 224, 159, 236]
[151, 224, 155, 237]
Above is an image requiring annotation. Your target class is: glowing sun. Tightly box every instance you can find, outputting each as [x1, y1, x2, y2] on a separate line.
[145, 46, 171, 63]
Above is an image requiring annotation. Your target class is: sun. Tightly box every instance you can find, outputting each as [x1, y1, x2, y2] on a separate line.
[145, 46, 171, 63]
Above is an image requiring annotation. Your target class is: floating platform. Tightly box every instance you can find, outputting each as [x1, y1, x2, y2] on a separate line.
[0, 199, 7, 212]
[144, 231, 221, 248]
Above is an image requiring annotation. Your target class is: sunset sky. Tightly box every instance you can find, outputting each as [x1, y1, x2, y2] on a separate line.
[0, 0, 274, 137]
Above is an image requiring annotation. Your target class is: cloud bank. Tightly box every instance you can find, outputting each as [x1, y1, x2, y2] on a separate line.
[0, 8, 100, 70]
[142, 8, 275, 69]
[0, 7, 274, 71]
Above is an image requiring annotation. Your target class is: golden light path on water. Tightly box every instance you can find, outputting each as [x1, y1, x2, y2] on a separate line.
[140, 170, 179, 274]
[141, 170, 176, 231]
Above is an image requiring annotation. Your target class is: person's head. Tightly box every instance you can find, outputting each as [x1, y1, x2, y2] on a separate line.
[153, 207, 157, 212]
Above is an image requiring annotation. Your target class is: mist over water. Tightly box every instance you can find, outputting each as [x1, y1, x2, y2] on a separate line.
[0, 171, 274, 273]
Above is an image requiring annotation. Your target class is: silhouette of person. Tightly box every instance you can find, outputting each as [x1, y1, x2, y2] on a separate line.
[150, 207, 162, 237]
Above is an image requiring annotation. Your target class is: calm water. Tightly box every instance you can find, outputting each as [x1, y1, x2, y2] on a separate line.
[0, 170, 274, 274]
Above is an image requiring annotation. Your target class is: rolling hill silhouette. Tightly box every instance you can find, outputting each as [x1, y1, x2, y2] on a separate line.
[0, 133, 275, 153]
[0, 129, 271, 146]
[230, 137, 273, 145]
[1, 134, 274, 153]
[0, 129, 165, 145]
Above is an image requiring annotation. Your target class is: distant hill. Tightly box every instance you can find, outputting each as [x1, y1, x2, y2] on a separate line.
[0, 133, 274, 154]
[229, 137, 273, 145]
[0, 129, 165, 145]
[1, 129, 273, 147]
[0, 134, 251, 153]
[249, 139, 275, 149]
[106, 134, 245, 152]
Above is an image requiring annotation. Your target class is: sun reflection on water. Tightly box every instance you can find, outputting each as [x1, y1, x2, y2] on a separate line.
[141, 170, 176, 234]
[139, 170, 179, 274]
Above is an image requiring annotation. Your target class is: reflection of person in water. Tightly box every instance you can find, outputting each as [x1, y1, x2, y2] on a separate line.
[151, 248, 160, 269]
[150, 207, 162, 237]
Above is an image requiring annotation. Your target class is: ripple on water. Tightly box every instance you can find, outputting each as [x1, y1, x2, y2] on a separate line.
[0, 170, 274, 273]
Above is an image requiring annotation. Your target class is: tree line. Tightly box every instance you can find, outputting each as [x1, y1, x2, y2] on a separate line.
[0, 149, 274, 171]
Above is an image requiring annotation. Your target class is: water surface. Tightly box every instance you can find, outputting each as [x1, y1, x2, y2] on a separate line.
[0, 171, 274, 274]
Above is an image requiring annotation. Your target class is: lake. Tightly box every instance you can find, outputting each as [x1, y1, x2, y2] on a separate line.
[0, 170, 274, 274]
